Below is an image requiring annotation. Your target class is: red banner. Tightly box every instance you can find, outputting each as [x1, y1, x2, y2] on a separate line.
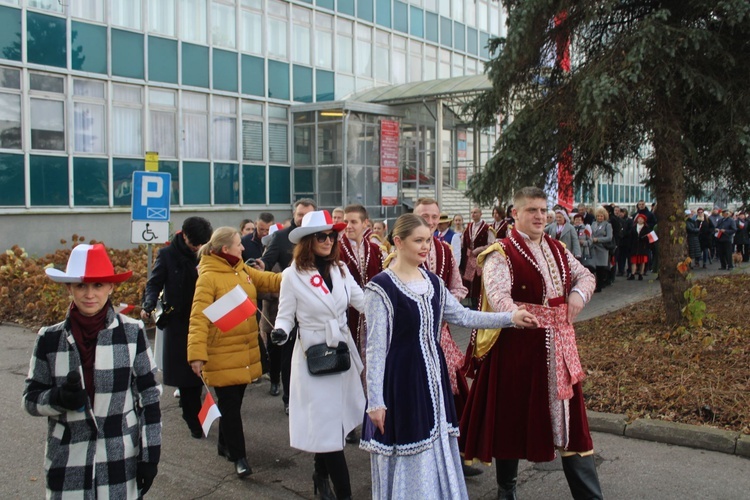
[380, 119, 400, 206]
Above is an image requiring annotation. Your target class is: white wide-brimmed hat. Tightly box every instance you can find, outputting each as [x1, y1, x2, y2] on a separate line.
[261, 223, 285, 246]
[45, 244, 133, 283]
[288, 210, 346, 244]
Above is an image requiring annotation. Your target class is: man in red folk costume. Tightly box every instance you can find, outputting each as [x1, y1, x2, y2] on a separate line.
[460, 187, 603, 499]
[460, 206, 493, 309]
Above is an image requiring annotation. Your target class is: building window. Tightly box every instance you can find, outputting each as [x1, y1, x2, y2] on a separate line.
[71, 0, 105, 23]
[212, 95, 237, 161]
[292, 6, 311, 65]
[148, 0, 176, 37]
[336, 18, 353, 74]
[212, 1, 236, 49]
[182, 92, 209, 159]
[409, 41, 422, 82]
[268, 0, 288, 60]
[183, 161, 211, 204]
[0, 67, 21, 150]
[242, 101, 263, 162]
[424, 44, 437, 79]
[149, 88, 177, 157]
[392, 35, 407, 85]
[181, 0, 208, 44]
[27, 0, 63, 13]
[29, 73, 65, 151]
[355, 25, 372, 78]
[268, 105, 288, 164]
[73, 157, 109, 206]
[374, 30, 390, 83]
[71, 21, 107, 74]
[0, 153, 24, 206]
[111, 0, 142, 30]
[30, 155, 68, 206]
[240, 5, 263, 55]
[73, 79, 107, 154]
[113, 84, 143, 156]
[27, 12, 67, 68]
[315, 13, 333, 69]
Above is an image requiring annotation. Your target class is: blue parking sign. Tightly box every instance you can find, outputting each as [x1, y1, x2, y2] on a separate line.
[132, 171, 171, 221]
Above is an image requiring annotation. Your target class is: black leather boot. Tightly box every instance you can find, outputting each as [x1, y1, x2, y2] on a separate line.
[312, 472, 335, 500]
[495, 459, 519, 499]
[561, 454, 603, 500]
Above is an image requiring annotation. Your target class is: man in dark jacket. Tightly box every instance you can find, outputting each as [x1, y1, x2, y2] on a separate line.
[735, 211, 749, 262]
[141, 216, 212, 438]
[715, 209, 737, 270]
[258, 198, 316, 414]
[242, 212, 274, 262]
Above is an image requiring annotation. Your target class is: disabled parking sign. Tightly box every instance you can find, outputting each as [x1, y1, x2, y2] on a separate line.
[132, 171, 171, 221]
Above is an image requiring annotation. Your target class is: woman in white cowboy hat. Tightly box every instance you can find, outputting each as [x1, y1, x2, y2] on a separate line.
[23, 243, 162, 499]
[270, 210, 365, 500]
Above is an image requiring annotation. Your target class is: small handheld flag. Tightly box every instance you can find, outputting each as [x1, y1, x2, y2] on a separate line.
[198, 392, 221, 437]
[202, 285, 257, 332]
[647, 231, 658, 244]
[115, 303, 136, 314]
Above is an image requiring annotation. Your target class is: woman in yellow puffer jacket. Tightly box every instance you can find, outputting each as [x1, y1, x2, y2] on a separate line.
[187, 226, 281, 478]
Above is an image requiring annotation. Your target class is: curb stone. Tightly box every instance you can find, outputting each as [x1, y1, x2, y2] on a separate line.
[736, 434, 750, 458]
[588, 410, 749, 458]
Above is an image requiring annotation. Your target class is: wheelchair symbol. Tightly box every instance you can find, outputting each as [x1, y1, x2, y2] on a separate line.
[142, 223, 158, 242]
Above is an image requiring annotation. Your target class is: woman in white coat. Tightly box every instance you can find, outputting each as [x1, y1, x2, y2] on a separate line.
[271, 210, 365, 500]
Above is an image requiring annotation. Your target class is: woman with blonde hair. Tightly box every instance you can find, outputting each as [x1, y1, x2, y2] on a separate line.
[361, 214, 539, 499]
[589, 207, 614, 292]
[188, 227, 281, 478]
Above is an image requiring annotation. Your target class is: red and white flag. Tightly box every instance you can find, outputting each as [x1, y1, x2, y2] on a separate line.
[584, 225, 592, 237]
[198, 392, 221, 437]
[115, 303, 135, 314]
[647, 231, 659, 244]
[202, 284, 257, 332]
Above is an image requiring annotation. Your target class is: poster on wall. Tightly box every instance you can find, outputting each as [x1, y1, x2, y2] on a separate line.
[380, 119, 400, 206]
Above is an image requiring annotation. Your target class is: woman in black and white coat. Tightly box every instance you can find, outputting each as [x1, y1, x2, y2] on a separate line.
[24, 244, 162, 499]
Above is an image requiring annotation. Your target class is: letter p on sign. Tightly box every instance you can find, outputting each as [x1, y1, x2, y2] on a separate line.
[142, 176, 163, 205]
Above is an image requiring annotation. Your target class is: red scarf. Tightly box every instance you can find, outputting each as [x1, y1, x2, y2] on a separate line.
[215, 251, 241, 267]
[69, 301, 110, 404]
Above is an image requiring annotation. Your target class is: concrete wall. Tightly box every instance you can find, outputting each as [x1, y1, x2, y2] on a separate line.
[1, 209, 292, 257]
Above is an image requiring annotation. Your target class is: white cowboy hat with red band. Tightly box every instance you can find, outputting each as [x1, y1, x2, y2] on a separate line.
[261, 222, 286, 246]
[45, 243, 133, 283]
[289, 210, 346, 244]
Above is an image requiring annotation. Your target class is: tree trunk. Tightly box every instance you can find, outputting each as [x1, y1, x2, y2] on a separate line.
[651, 112, 690, 325]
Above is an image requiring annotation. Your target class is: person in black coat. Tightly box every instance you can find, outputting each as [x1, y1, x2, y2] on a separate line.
[715, 209, 737, 270]
[257, 199, 317, 414]
[695, 208, 714, 267]
[735, 212, 749, 262]
[241, 212, 275, 262]
[627, 213, 651, 280]
[141, 217, 213, 438]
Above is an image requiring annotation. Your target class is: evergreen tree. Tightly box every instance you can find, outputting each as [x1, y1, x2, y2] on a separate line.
[468, 1, 750, 324]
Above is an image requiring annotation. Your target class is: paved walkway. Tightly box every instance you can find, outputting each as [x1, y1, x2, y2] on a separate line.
[2, 260, 748, 499]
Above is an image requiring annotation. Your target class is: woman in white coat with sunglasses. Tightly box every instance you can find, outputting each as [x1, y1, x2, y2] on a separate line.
[271, 210, 365, 500]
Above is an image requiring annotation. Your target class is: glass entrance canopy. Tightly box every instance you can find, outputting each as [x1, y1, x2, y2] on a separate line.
[290, 75, 497, 220]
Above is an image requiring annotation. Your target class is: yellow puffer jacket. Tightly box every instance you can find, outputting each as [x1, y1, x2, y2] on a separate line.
[187, 253, 281, 387]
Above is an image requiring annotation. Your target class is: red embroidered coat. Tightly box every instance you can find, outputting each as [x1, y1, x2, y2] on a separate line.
[339, 237, 383, 349]
[459, 229, 595, 463]
[460, 220, 490, 300]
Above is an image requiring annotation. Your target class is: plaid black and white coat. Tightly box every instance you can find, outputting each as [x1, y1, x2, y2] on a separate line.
[23, 306, 162, 499]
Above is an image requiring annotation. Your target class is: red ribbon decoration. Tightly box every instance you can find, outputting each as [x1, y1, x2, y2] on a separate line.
[310, 274, 330, 294]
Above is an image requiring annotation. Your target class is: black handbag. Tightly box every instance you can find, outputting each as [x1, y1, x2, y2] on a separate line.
[154, 298, 174, 329]
[305, 341, 351, 376]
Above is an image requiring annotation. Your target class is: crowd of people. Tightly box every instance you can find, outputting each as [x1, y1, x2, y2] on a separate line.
[44, 189, 747, 498]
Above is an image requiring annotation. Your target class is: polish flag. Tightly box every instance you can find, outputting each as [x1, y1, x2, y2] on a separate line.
[115, 303, 135, 314]
[647, 231, 659, 244]
[202, 284, 257, 332]
[584, 225, 592, 237]
[198, 392, 221, 437]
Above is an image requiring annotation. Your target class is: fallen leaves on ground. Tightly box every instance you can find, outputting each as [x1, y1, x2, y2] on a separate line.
[577, 273, 750, 435]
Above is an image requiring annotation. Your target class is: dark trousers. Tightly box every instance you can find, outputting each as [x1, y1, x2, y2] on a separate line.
[737, 243, 750, 262]
[281, 328, 297, 404]
[314, 451, 351, 498]
[718, 241, 734, 268]
[267, 339, 282, 385]
[616, 248, 629, 274]
[179, 385, 203, 433]
[215, 384, 248, 460]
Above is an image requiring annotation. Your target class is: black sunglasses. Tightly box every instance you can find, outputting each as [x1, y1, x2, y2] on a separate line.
[313, 231, 338, 243]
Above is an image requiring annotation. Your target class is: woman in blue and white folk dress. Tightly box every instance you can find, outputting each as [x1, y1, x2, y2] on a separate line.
[360, 214, 539, 499]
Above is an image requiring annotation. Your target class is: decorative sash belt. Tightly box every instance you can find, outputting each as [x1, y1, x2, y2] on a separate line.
[517, 301, 585, 400]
